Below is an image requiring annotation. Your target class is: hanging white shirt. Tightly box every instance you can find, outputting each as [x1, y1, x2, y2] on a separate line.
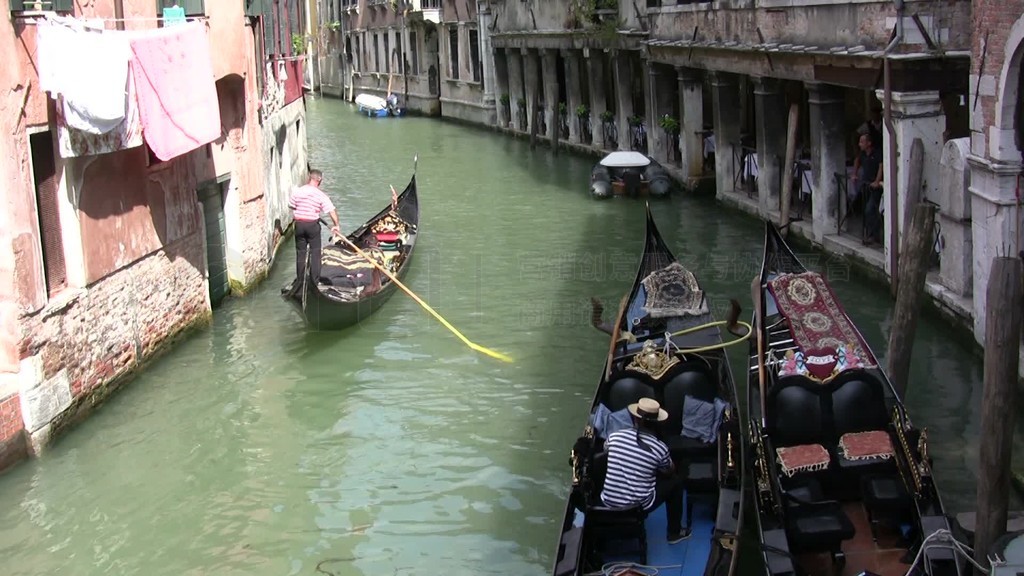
[37, 16, 130, 135]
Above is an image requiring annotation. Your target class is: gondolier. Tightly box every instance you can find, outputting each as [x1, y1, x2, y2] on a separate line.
[289, 169, 340, 285]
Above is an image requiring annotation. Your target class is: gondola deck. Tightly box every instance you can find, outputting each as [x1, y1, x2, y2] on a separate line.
[551, 205, 746, 576]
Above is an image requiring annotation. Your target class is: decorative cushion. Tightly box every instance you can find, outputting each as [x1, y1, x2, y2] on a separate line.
[681, 395, 729, 444]
[776, 444, 831, 477]
[376, 232, 400, 242]
[590, 404, 634, 440]
[839, 430, 894, 461]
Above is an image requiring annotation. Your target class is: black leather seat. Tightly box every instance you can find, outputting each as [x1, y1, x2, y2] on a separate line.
[829, 372, 897, 491]
[781, 478, 856, 566]
[583, 451, 648, 564]
[660, 365, 719, 460]
[605, 376, 655, 413]
[861, 474, 913, 542]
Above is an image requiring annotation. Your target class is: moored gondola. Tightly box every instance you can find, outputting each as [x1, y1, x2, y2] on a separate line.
[746, 221, 963, 575]
[281, 170, 419, 330]
[551, 205, 749, 576]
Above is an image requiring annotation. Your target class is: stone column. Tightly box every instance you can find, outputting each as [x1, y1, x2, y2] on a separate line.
[477, 1, 496, 97]
[541, 49, 559, 145]
[563, 49, 583, 144]
[523, 48, 540, 136]
[967, 155, 1023, 340]
[677, 67, 704, 185]
[874, 89, 946, 265]
[710, 71, 741, 200]
[807, 82, 845, 241]
[507, 49, 524, 131]
[493, 48, 510, 129]
[614, 51, 634, 152]
[646, 62, 664, 161]
[753, 76, 787, 217]
[588, 49, 607, 149]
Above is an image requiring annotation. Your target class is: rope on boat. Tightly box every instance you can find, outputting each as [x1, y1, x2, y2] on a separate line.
[902, 528, 989, 575]
[583, 561, 682, 576]
[662, 320, 754, 355]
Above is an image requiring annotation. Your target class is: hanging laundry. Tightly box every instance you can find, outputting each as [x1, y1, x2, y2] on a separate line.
[162, 5, 187, 27]
[130, 21, 221, 162]
[36, 16, 131, 135]
[55, 63, 143, 158]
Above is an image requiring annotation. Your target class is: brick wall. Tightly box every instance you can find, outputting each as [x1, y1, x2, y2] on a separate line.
[972, 0, 1024, 140]
[16, 231, 210, 446]
[0, 393, 26, 472]
[241, 197, 270, 283]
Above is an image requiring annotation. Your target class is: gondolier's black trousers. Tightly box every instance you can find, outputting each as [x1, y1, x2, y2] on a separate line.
[648, 473, 685, 534]
[295, 219, 322, 283]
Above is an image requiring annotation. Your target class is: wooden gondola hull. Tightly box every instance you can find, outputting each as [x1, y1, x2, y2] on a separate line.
[282, 173, 419, 330]
[551, 205, 744, 576]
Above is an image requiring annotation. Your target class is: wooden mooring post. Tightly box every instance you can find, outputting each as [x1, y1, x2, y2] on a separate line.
[529, 94, 540, 149]
[973, 256, 1024, 574]
[885, 202, 936, 399]
[778, 103, 799, 237]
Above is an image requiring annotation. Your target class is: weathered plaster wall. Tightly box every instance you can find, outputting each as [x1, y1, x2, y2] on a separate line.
[261, 98, 309, 259]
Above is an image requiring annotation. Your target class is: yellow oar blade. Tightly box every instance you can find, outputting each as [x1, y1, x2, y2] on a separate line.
[336, 235, 513, 363]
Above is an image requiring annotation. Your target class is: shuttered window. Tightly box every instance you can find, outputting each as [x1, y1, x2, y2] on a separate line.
[10, 0, 74, 11]
[156, 0, 205, 16]
[29, 131, 67, 297]
[244, 0, 265, 17]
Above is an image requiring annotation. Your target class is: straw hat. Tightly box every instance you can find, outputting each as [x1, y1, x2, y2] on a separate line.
[628, 397, 668, 422]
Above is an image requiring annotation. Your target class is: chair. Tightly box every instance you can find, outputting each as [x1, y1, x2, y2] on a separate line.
[782, 480, 856, 567]
[861, 473, 914, 542]
[585, 504, 649, 564]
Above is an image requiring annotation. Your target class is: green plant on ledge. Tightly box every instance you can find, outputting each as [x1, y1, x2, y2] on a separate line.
[558, 102, 568, 115]
[500, 93, 510, 105]
[600, 110, 614, 123]
[659, 114, 680, 134]
[516, 98, 527, 111]
[628, 115, 645, 126]
[576, 104, 590, 118]
[291, 33, 307, 55]
[326, 20, 341, 32]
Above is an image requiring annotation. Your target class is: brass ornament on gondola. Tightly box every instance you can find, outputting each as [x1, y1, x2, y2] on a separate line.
[624, 339, 680, 381]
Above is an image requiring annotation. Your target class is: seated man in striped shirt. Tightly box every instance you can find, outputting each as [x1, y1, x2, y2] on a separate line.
[289, 169, 341, 284]
[600, 397, 689, 543]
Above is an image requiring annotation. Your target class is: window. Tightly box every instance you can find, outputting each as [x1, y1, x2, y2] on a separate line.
[384, 34, 390, 73]
[396, 35, 403, 74]
[244, 0, 264, 17]
[448, 26, 459, 80]
[410, 29, 419, 75]
[469, 28, 480, 83]
[10, 0, 73, 11]
[156, 0, 205, 17]
[29, 131, 66, 296]
[373, 33, 380, 71]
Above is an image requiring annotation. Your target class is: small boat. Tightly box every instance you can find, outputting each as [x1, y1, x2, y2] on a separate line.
[281, 171, 419, 330]
[551, 204, 747, 576]
[355, 93, 404, 118]
[747, 221, 963, 575]
[590, 151, 672, 199]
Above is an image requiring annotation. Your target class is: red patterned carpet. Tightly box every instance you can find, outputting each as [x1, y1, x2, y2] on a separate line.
[767, 271, 877, 367]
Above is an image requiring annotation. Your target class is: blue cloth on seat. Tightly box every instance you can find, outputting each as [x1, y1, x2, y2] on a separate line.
[681, 395, 729, 444]
[590, 404, 634, 439]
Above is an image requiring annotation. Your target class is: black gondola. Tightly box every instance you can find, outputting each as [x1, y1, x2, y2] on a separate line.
[746, 221, 963, 576]
[551, 205, 747, 576]
[281, 171, 419, 330]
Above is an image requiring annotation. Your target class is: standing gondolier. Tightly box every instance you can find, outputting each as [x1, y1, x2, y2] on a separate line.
[289, 169, 340, 285]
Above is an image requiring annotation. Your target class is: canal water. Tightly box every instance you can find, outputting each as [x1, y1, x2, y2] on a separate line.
[0, 97, 998, 575]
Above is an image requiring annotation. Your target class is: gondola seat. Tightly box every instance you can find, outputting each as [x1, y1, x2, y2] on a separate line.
[861, 473, 913, 542]
[584, 450, 648, 564]
[830, 371, 894, 470]
[766, 377, 834, 484]
[661, 365, 721, 460]
[781, 479, 856, 566]
[604, 376, 656, 413]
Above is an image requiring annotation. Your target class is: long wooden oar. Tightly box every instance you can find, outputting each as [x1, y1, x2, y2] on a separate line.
[604, 296, 629, 381]
[751, 276, 768, 427]
[335, 234, 513, 363]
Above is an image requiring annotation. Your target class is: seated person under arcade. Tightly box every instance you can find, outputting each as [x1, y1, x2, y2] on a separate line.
[600, 397, 690, 543]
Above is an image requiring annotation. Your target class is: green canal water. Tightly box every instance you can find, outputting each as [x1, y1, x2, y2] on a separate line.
[0, 97, 1000, 575]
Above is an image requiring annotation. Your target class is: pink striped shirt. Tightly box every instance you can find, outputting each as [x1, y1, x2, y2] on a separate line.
[289, 184, 336, 222]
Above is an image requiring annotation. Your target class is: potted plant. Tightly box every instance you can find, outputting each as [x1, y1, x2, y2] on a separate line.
[576, 104, 590, 118]
[659, 114, 680, 135]
[600, 110, 614, 123]
[500, 93, 510, 106]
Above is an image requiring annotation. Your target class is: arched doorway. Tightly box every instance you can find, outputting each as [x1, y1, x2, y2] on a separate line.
[424, 23, 440, 96]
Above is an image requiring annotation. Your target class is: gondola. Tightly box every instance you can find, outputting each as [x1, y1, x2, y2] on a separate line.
[551, 204, 748, 576]
[281, 170, 419, 330]
[746, 221, 963, 576]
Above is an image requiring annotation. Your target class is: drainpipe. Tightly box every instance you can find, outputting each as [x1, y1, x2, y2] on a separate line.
[883, 0, 904, 297]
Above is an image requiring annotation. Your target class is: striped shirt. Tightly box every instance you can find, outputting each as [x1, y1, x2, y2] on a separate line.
[600, 428, 671, 510]
[289, 184, 335, 222]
